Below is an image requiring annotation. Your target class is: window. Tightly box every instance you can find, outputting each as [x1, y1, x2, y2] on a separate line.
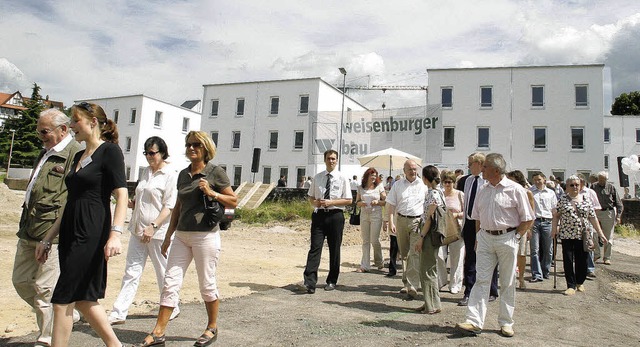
[269, 131, 278, 149]
[154, 111, 162, 127]
[443, 127, 455, 147]
[299, 95, 309, 114]
[263, 166, 271, 184]
[575, 85, 588, 107]
[210, 99, 219, 117]
[604, 155, 609, 170]
[130, 109, 137, 123]
[604, 128, 610, 143]
[297, 167, 306, 187]
[534, 127, 547, 149]
[477, 127, 489, 148]
[441, 87, 453, 108]
[294, 131, 304, 150]
[126, 166, 131, 180]
[280, 167, 288, 183]
[270, 97, 279, 115]
[571, 127, 584, 149]
[480, 86, 492, 108]
[233, 166, 242, 186]
[211, 131, 218, 146]
[125, 137, 132, 152]
[232, 131, 241, 149]
[236, 98, 245, 116]
[182, 117, 189, 132]
[532, 86, 544, 107]
[113, 110, 119, 124]
[636, 129, 640, 143]
[552, 170, 565, 182]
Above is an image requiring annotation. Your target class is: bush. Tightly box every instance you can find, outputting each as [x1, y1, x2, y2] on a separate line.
[614, 223, 640, 238]
[236, 200, 314, 224]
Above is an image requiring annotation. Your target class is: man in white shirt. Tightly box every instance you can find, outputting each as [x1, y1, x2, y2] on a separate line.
[12, 109, 81, 346]
[386, 160, 427, 299]
[303, 150, 352, 293]
[529, 172, 558, 282]
[457, 153, 534, 338]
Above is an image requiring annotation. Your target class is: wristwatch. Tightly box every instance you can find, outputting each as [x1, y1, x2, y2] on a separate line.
[151, 222, 159, 229]
[515, 233, 522, 240]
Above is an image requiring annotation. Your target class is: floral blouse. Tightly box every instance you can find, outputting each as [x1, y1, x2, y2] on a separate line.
[555, 195, 596, 240]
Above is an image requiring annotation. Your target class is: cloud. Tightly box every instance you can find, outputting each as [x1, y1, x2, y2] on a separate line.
[0, 58, 31, 93]
[605, 14, 640, 96]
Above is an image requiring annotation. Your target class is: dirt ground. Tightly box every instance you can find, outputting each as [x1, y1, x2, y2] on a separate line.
[1, 182, 640, 345]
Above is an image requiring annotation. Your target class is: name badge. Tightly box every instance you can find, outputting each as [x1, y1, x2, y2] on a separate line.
[80, 156, 93, 168]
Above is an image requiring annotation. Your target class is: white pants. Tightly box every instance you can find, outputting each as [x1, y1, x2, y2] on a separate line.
[436, 238, 465, 291]
[160, 230, 221, 307]
[110, 236, 179, 320]
[360, 210, 383, 270]
[465, 230, 518, 329]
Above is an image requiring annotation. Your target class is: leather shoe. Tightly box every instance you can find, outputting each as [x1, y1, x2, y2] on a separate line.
[324, 283, 336, 291]
[456, 322, 481, 334]
[385, 272, 396, 277]
[501, 325, 514, 337]
[489, 295, 497, 302]
[306, 286, 316, 294]
[458, 296, 469, 306]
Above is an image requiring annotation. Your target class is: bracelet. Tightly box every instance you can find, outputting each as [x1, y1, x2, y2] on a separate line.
[111, 225, 123, 233]
[40, 240, 52, 251]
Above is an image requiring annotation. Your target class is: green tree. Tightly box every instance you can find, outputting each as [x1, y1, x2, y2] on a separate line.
[611, 91, 640, 115]
[0, 83, 45, 168]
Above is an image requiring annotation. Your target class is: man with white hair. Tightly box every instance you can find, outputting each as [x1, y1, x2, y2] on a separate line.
[12, 108, 81, 346]
[592, 171, 623, 265]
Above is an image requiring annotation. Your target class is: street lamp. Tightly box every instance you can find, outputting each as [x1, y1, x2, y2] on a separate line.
[338, 67, 347, 170]
[7, 129, 16, 178]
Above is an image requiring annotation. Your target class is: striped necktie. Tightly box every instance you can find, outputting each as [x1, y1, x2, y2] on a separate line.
[324, 174, 332, 199]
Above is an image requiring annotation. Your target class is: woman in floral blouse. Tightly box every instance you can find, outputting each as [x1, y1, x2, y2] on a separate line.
[551, 175, 607, 296]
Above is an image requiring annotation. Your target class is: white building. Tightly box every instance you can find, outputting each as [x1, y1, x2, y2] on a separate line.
[78, 95, 201, 181]
[604, 115, 640, 195]
[200, 78, 368, 187]
[428, 64, 607, 182]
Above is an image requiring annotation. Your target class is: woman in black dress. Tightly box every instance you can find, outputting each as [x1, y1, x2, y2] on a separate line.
[36, 102, 128, 347]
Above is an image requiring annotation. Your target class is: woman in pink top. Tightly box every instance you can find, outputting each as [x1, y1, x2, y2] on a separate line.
[438, 170, 465, 294]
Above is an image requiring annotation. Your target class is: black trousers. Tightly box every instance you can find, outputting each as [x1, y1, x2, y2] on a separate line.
[303, 210, 345, 288]
[462, 218, 499, 297]
[388, 235, 399, 275]
[561, 238, 588, 289]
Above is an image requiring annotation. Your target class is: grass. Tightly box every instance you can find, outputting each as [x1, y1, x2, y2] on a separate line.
[235, 200, 314, 224]
[615, 223, 640, 238]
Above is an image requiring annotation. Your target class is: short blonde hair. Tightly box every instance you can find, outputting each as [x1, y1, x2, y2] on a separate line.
[185, 130, 217, 163]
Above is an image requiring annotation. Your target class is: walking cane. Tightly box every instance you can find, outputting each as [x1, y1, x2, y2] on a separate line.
[553, 236, 557, 289]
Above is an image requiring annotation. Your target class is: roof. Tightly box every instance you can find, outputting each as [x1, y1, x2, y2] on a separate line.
[0, 92, 27, 111]
[76, 94, 201, 115]
[427, 63, 605, 73]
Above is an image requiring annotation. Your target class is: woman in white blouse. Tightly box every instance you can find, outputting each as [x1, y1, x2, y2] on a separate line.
[108, 136, 180, 325]
[355, 168, 386, 272]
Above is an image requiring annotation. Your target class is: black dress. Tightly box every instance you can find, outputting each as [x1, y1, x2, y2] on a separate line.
[52, 142, 126, 304]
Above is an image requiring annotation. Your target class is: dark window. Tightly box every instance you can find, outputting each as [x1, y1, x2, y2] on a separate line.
[532, 86, 544, 107]
[113, 110, 119, 124]
[571, 128, 584, 149]
[270, 97, 279, 115]
[154, 111, 162, 127]
[294, 131, 304, 149]
[575, 85, 588, 107]
[233, 166, 242, 186]
[441, 87, 452, 108]
[478, 127, 489, 148]
[236, 98, 245, 115]
[130, 109, 137, 123]
[232, 131, 241, 149]
[636, 129, 640, 143]
[182, 118, 189, 132]
[211, 131, 218, 146]
[211, 100, 219, 116]
[534, 128, 546, 149]
[269, 131, 278, 149]
[263, 167, 271, 183]
[480, 87, 492, 107]
[604, 155, 609, 170]
[299, 95, 309, 114]
[443, 127, 455, 147]
[604, 128, 610, 143]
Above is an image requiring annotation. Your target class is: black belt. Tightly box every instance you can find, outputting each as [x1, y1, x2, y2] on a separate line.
[398, 213, 421, 219]
[484, 227, 517, 235]
[315, 209, 343, 214]
[600, 207, 614, 211]
[536, 217, 552, 222]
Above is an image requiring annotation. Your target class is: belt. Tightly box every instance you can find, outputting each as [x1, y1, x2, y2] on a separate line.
[536, 217, 552, 222]
[484, 227, 517, 235]
[315, 209, 343, 214]
[600, 207, 614, 211]
[398, 213, 421, 219]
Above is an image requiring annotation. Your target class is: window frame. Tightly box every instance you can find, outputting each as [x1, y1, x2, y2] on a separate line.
[441, 87, 453, 108]
[210, 131, 218, 146]
[575, 84, 589, 108]
[604, 127, 611, 143]
[233, 165, 242, 186]
[210, 99, 219, 117]
[236, 98, 245, 116]
[604, 154, 609, 170]
[571, 127, 585, 150]
[129, 108, 137, 124]
[113, 109, 119, 124]
[531, 85, 544, 108]
[533, 127, 547, 150]
[262, 166, 272, 184]
[294, 130, 304, 150]
[299, 95, 309, 114]
[480, 86, 493, 108]
[477, 127, 490, 148]
[125, 136, 132, 152]
[269, 131, 278, 150]
[232, 131, 241, 150]
[182, 117, 190, 133]
[270, 96, 279, 115]
[443, 126, 455, 148]
[154, 111, 163, 127]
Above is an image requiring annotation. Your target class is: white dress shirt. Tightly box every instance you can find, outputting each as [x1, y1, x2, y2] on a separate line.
[471, 176, 535, 230]
[308, 169, 352, 211]
[129, 165, 178, 240]
[530, 185, 558, 219]
[385, 178, 427, 217]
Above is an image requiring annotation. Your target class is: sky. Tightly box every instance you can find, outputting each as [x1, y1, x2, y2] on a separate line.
[1, 0, 640, 111]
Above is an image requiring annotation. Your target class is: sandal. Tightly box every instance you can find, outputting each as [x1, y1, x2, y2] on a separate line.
[414, 304, 426, 312]
[194, 327, 218, 347]
[421, 308, 441, 315]
[137, 333, 165, 347]
[355, 268, 368, 273]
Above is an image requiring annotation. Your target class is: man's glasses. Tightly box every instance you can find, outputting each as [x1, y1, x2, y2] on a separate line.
[76, 102, 92, 113]
[143, 150, 159, 156]
[185, 142, 203, 149]
[38, 124, 62, 135]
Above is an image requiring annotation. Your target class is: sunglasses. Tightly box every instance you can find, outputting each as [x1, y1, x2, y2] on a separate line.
[143, 150, 159, 156]
[76, 102, 93, 113]
[185, 142, 203, 149]
[443, 181, 454, 184]
[38, 124, 62, 135]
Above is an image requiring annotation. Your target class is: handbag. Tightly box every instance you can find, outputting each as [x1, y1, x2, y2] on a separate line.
[424, 190, 446, 248]
[349, 207, 361, 225]
[571, 201, 594, 252]
[203, 195, 225, 227]
[442, 191, 463, 245]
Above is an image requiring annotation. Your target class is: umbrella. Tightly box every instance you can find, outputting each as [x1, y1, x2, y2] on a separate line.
[357, 147, 422, 177]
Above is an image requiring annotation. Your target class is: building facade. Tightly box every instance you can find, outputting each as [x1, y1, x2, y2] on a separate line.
[79, 95, 201, 181]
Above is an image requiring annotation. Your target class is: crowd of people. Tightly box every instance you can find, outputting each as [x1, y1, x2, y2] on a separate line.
[13, 105, 624, 345]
